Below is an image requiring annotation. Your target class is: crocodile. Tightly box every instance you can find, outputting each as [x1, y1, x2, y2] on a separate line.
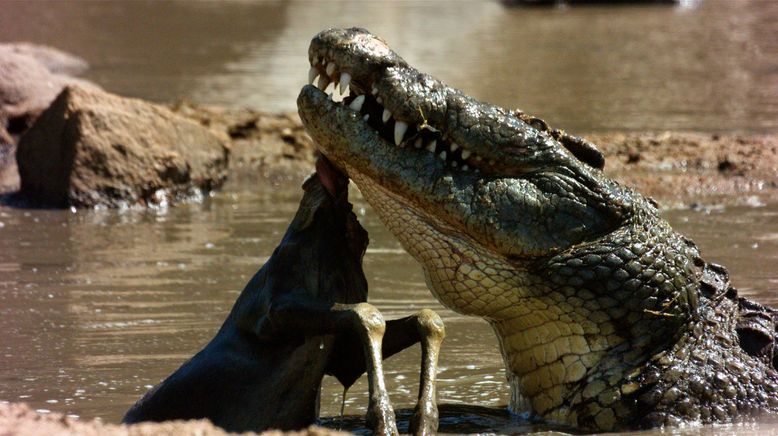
[296, 27, 778, 432]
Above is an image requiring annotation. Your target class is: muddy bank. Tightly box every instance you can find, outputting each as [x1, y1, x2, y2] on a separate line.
[588, 131, 778, 206]
[171, 103, 778, 205]
[170, 102, 317, 184]
[0, 402, 348, 436]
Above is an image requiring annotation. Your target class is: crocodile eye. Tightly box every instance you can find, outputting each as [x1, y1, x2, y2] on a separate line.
[529, 118, 547, 131]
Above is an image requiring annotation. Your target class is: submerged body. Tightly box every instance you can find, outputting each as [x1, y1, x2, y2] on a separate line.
[297, 28, 778, 431]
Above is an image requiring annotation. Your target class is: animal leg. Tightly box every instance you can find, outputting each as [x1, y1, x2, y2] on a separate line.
[327, 310, 446, 436]
[408, 309, 446, 436]
[251, 297, 398, 436]
[352, 303, 398, 436]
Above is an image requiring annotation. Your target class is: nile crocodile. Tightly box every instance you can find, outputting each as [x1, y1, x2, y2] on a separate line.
[296, 28, 778, 432]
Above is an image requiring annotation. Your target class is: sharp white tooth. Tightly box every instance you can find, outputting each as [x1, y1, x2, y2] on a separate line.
[326, 62, 336, 77]
[439, 151, 447, 161]
[363, 114, 370, 121]
[426, 139, 437, 153]
[451, 161, 458, 167]
[461, 149, 471, 160]
[414, 138, 423, 148]
[317, 75, 330, 91]
[322, 59, 327, 67]
[475, 155, 482, 162]
[376, 96, 382, 104]
[394, 121, 408, 146]
[462, 164, 469, 171]
[339, 73, 351, 94]
[308, 67, 318, 84]
[451, 143, 459, 152]
[372, 86, 379, 95]
[349, 95, 366, 112]
[382, 108, 392, 123]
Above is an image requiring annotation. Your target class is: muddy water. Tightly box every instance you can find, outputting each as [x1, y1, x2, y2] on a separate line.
[1, 185, 777, 433]
[1, 0, 777, 133]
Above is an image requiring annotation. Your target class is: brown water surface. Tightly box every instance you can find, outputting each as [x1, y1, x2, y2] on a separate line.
[1, 0, 777, 132]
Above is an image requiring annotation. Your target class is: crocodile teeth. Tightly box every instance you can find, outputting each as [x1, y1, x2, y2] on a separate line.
[308, 67, 318, 85]
[349, 94, 365, 112]
[326, 62, 336, 77]
[317, 75, 330, 91]
[461, 149, 471, 160]
[394, 121, 408, 146]
[426, 140, 437, 153]
[371, 86, 379, 95]
[451, 143, 459, 152]
[451, 161, 458, 167]
[462, 164, 469, 171]
[382, 108, 392, 123]
[439, 151, 447, 161]
[339, 73, 351, 94]
[363, 114, 370, 121]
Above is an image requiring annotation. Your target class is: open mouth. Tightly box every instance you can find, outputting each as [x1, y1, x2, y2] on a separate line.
[305, 55, 485, 174]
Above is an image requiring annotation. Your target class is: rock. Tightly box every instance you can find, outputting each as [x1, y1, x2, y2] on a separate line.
[0, 402, 350, 436]
[0, 44, 97, 136]
[16, 85, 229, 208]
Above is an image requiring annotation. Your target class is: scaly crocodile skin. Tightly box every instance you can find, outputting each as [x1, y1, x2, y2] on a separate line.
[297, 28, 778, 431]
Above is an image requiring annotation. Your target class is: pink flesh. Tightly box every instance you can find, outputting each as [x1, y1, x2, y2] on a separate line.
[315, 154, 349, 198]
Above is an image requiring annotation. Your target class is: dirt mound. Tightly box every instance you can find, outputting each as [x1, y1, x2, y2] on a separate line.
[171, 101, 316, 184]
[15, 85, 229, 208]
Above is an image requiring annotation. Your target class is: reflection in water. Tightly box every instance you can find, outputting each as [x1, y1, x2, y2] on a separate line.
[1, 1, 777, 131]
[0, 1, 290, 103]
[1, 184, 777, 433]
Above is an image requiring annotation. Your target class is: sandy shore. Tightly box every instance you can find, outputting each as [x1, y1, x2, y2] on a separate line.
[0, 402, 350, 436]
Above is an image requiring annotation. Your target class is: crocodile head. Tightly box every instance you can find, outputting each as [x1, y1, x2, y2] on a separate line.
[298, 28, 624, 261]
[297, 28, 741, 430]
